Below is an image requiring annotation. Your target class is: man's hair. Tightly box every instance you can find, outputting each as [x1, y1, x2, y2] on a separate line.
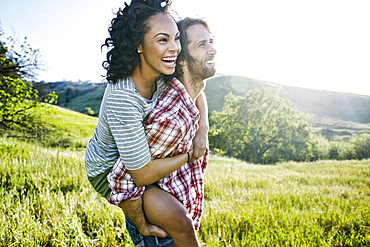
[173, 18, 211, 79]
[102, 0, 172, 83]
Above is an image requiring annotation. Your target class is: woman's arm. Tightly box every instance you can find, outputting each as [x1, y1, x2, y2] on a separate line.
[128, 149, 194, 187]
[128, 91, 208, 187]
[193, 90, 209, 159]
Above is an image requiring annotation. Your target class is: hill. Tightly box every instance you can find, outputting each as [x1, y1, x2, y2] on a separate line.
[33, 81, 106, 116]
[204, 75, 370, 141]
[17, 103, 98, 148]
[205, 75, 370, 123]
[35, 76, 370, 141]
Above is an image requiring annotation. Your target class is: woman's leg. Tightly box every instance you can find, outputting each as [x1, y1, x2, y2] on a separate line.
[143, 184, 200, 247]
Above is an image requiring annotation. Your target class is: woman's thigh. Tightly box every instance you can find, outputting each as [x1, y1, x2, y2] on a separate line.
[142, 184, 192, 233]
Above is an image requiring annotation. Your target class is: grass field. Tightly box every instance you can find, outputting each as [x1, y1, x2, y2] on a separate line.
[1, 107, 369, 246]
[1, 136, 369, 246]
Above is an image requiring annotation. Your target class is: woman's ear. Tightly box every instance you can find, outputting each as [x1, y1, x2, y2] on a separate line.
[137, 45, 143, 54]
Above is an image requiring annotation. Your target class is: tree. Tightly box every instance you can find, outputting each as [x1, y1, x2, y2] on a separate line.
[84, 107, 95, 116]
[0, 76, 38, 129]
[351, 133, 370, 160]
[0, 28, 56, 130]
[0, 31, 42, 80]
[210, 88, 313, 163]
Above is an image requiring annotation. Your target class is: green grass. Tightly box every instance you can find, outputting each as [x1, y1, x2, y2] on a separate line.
[0, 137, 130, 246]
[1, 137, 369, 246]
[199, 157, 370, 246]
[1, 107, 369, 246]
[6, 105, 99, 149]
[43, 106, 98, 145]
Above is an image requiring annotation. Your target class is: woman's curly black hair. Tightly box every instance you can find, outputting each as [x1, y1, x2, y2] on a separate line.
[102, 0, 172, 83]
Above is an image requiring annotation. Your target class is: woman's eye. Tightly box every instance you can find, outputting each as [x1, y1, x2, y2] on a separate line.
[159, 38, 168, 42]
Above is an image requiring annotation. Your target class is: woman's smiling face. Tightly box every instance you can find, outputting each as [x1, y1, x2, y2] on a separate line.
[138, 13, 181, 76]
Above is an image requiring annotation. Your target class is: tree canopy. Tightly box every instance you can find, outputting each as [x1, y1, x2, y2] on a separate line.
[0, 28, 56, 131]
[209, 88, 313, 163]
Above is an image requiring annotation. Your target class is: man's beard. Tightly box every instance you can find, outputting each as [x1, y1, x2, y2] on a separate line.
[187, 54, 216, 82]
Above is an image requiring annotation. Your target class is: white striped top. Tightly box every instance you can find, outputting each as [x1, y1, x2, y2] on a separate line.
[84, 77, 167, 178]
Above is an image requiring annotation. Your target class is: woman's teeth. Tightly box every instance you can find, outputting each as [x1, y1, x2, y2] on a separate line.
[162, 57, 177, 67]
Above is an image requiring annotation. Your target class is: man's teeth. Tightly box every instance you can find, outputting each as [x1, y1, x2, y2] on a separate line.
[206, 59, 215, 64]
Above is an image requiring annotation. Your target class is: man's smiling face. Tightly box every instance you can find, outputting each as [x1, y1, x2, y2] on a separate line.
[186, 24, 217, 81]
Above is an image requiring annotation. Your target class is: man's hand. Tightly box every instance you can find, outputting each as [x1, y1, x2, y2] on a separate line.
[193, 123, 208, 159]
[119, 197, 168, 237]
[194, 90, 209, 159]
[133, 217, 168, 238]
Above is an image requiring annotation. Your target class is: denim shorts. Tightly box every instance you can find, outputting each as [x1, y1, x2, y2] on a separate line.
[126, 218, 174, 247]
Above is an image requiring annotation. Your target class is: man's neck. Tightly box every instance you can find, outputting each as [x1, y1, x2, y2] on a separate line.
[179, 71, 205, 102]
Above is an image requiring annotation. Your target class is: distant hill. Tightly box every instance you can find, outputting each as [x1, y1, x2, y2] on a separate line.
[205, 75, 370, 141]
[205, 75, 370, 123]
[36, 76, 370, 141]
[34, 81, 106, 116]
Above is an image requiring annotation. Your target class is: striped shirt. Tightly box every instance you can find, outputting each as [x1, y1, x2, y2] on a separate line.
[108, 77, 209, 230]
[85, 77, 167, 178]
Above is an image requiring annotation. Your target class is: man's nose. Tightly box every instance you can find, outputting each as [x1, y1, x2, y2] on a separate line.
[208, 45, 217, 55]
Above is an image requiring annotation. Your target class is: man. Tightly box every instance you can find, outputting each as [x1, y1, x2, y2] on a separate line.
[108, 18, 217, 246]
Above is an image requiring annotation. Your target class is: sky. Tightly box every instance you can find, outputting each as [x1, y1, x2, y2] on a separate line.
[1, 0, 369, 95]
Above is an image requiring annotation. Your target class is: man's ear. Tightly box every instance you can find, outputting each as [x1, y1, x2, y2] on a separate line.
[179, 59, 187, 66]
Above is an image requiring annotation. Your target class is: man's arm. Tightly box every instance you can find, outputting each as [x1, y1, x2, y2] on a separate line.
[194, 90, 209, 159]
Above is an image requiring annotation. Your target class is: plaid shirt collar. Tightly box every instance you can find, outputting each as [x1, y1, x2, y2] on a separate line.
[168, 77, 199, 120]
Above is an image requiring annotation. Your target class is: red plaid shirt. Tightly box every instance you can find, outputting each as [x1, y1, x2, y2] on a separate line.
[107, 77, 208, 230]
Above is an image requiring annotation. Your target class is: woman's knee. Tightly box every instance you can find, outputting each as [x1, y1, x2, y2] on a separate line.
[172, 212, 195, 233]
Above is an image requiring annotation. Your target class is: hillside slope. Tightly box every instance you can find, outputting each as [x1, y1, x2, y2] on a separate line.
[204, 75, 370, 141]
[37, 105, 97, 148]
[205, 75, 370, 124]
[37, 76, 370, 140]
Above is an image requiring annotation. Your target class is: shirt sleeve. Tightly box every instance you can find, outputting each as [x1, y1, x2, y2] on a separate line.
[106, 90, 151, 170]
[145, 117, 184, 159]
[107, 116, 185, 205]
[107, 157, 145, 205]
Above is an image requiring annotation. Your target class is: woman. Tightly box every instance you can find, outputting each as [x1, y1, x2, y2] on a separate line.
[85, 0, 206, 246]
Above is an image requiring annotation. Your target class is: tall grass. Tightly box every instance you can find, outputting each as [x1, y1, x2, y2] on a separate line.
[200, 156, 370, 246]
[0, 138, 129, 246]
[1, 136, 369, 246]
